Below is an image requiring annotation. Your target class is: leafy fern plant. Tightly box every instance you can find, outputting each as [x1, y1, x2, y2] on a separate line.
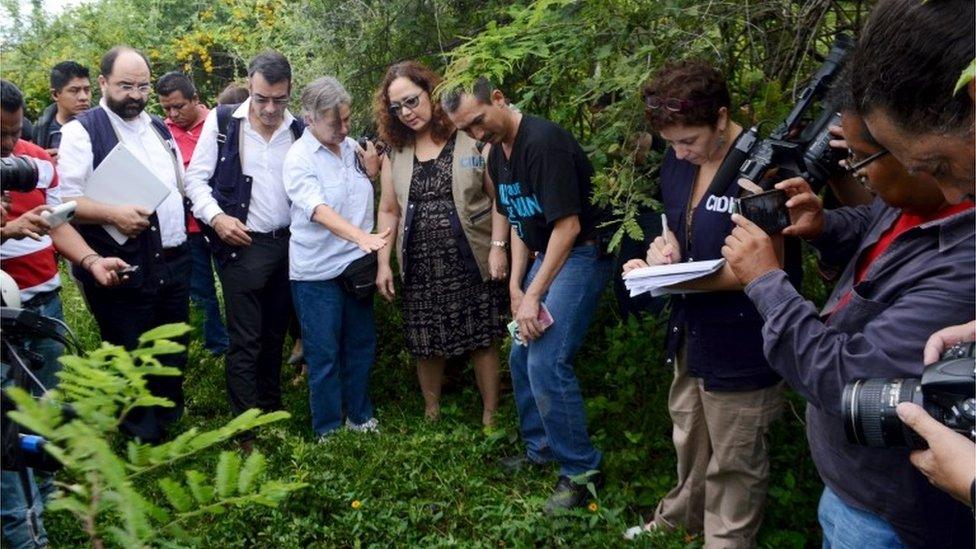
[5, 323, 307, 548]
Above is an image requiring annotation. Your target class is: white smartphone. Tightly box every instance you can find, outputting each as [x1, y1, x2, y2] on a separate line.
[40, 200, 76, 228]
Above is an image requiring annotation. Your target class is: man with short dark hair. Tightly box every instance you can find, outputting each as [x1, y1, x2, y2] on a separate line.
[156, 71, 228, 357]
[850, 0, 976, 519]
[32, 60, 91, 158]
[0, 78, 125, 549]
[443, 79, 612, 514]
[850, 0, 974, 203]
[57, 46, 191, 443]
[184, 52, 304, 448]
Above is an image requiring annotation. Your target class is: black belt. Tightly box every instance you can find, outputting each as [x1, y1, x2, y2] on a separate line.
[250, 227, 290, 240]
[162, 242, 189, 260]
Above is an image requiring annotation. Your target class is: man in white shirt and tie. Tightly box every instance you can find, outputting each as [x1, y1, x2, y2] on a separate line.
[183, 51, 304, 450]
[58, 45, 189, 443]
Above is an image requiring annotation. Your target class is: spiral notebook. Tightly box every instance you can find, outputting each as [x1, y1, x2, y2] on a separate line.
[622, 259, 726, 297]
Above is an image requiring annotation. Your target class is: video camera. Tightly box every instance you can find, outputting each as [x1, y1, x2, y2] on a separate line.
[0, 155, 41, 193]
[708, 35, 854, 233]
[1, 278, 77, 473]
[842, 342, 976, 449]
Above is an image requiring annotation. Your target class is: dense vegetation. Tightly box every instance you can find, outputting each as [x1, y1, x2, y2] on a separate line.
[1, 0, 874, 545]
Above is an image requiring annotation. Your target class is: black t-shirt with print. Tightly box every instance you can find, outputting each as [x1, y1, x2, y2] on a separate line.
[487, 114, 605, 253]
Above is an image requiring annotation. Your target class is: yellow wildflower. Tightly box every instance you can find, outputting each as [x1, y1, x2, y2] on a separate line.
[351, 500, 362, 509]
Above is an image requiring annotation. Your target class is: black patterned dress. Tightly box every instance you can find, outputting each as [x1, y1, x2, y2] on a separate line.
[401, 138, 508, 358]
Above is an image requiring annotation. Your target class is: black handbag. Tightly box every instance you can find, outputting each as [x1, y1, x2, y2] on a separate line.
[338, 252, 378, 300]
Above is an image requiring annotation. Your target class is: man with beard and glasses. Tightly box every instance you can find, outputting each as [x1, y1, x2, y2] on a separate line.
[57, 46, 191, 443]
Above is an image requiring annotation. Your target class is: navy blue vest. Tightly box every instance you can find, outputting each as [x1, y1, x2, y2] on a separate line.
[659, 147, 801, 391]
[71, 107, 182, 290]
[200, 104, 304, 263]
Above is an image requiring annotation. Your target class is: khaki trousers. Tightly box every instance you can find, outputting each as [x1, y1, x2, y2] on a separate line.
[653, 348, 783, 549]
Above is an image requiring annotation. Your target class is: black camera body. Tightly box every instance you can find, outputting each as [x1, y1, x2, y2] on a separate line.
[843, 342, 976, 449]
[0, 155, 40, 193]
[705, 35, 853, 233]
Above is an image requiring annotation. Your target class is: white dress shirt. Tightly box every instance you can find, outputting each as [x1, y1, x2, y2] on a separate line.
[183, 98, 295, 232]
[58, 99, 187, 248]
[283, 131, 375, 281]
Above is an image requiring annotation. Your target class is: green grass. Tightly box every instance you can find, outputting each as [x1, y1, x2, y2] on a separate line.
[46, 272, 823, 547]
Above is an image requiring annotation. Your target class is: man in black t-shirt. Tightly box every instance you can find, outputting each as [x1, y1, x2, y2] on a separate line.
[443, 79, 613, 514]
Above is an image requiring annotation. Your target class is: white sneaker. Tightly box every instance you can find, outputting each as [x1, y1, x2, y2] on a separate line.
[345, 417, 379, 433]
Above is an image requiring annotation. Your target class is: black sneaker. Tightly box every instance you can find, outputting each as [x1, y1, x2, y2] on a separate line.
[543, 473, 603, 515]
[498, 454, 549, 474]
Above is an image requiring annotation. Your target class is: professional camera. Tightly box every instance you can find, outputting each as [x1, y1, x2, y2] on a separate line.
[842, 342, 976, 449]
[0, 155, 40, 192]
[708, 34, 853, 200]
[1, 270, 74, 473]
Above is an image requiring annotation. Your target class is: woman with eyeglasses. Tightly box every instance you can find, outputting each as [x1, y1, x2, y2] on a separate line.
[372, 61, 509, 426]
[621, 60, 802, 545]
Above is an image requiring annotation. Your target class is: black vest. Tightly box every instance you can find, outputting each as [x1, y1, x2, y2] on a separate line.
[660, 147, 802, 391]
[71, 107, 183, 290]
[200, 104, 304, 263]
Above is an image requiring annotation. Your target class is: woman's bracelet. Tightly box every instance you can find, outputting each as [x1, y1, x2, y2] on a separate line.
[80, 253, 101, 271]
[490, 240, 509, 249]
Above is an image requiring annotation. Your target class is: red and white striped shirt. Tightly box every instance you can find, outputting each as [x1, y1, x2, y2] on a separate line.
[1, 140, 61, 301]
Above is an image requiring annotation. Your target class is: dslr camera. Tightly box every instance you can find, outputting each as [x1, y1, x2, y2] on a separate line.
[1, 155, 41, 192]
[842, 342, 976, 449]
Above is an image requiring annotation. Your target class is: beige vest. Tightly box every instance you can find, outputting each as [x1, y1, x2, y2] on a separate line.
[390, 131, 493, 281]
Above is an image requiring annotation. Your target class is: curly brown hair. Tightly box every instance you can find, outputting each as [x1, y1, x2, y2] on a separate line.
[373, 61, 455, 151]
[641, 59, 731, 132]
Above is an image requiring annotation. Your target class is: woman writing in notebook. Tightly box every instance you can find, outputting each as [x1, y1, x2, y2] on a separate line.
[621, 60, 802, 545]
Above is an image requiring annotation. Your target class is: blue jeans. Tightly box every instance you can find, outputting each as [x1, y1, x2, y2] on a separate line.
[819, 487, 905, 549]
[510, 244, 611, 476]
[189, 233, 228, 355]
[292, 279, 375, 436]
[0, 294, 63, 548]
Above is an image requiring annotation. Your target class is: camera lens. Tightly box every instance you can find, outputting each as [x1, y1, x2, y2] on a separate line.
[0, 155, 40, 193]
[842, 377, 925, 449]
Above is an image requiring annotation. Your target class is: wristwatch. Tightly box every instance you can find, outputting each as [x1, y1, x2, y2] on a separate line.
[490, 240, 509, 249]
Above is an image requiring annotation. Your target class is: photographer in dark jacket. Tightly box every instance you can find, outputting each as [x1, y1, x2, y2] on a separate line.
[722, 83, 974, 547]
[848, 0, 976, 515]
[32, 61, 92, 159]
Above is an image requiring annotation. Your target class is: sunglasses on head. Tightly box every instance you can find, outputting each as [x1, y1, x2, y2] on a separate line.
[643, 95, 713, 112]
[388, 93, 422, 117]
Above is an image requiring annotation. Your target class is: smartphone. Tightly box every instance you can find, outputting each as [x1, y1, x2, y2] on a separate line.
[508, 303, 555, 346]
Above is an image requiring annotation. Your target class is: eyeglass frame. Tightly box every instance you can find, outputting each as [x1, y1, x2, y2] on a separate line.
[388, 93, 423, 118]
[251, 94, 291, 107]
[643, 95, 714, 112]
[846, 148, 890, 174]
[112, 81, 152, 94]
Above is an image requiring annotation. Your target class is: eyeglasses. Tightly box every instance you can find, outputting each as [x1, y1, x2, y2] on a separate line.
[643, 95, 713, 112]
[252, 95, 290, 107]
[388, 93, 422, 117]
[114, 81, 151, 94]
[846, 148, 889, 174]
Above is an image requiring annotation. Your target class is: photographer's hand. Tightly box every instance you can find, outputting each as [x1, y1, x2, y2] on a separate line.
[897, 402, 976, 507]
[923, 321, 976, 365]
[0, 204, 52, 241]
[722, 214, 782, 285]
[776, 177, 824, 239]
